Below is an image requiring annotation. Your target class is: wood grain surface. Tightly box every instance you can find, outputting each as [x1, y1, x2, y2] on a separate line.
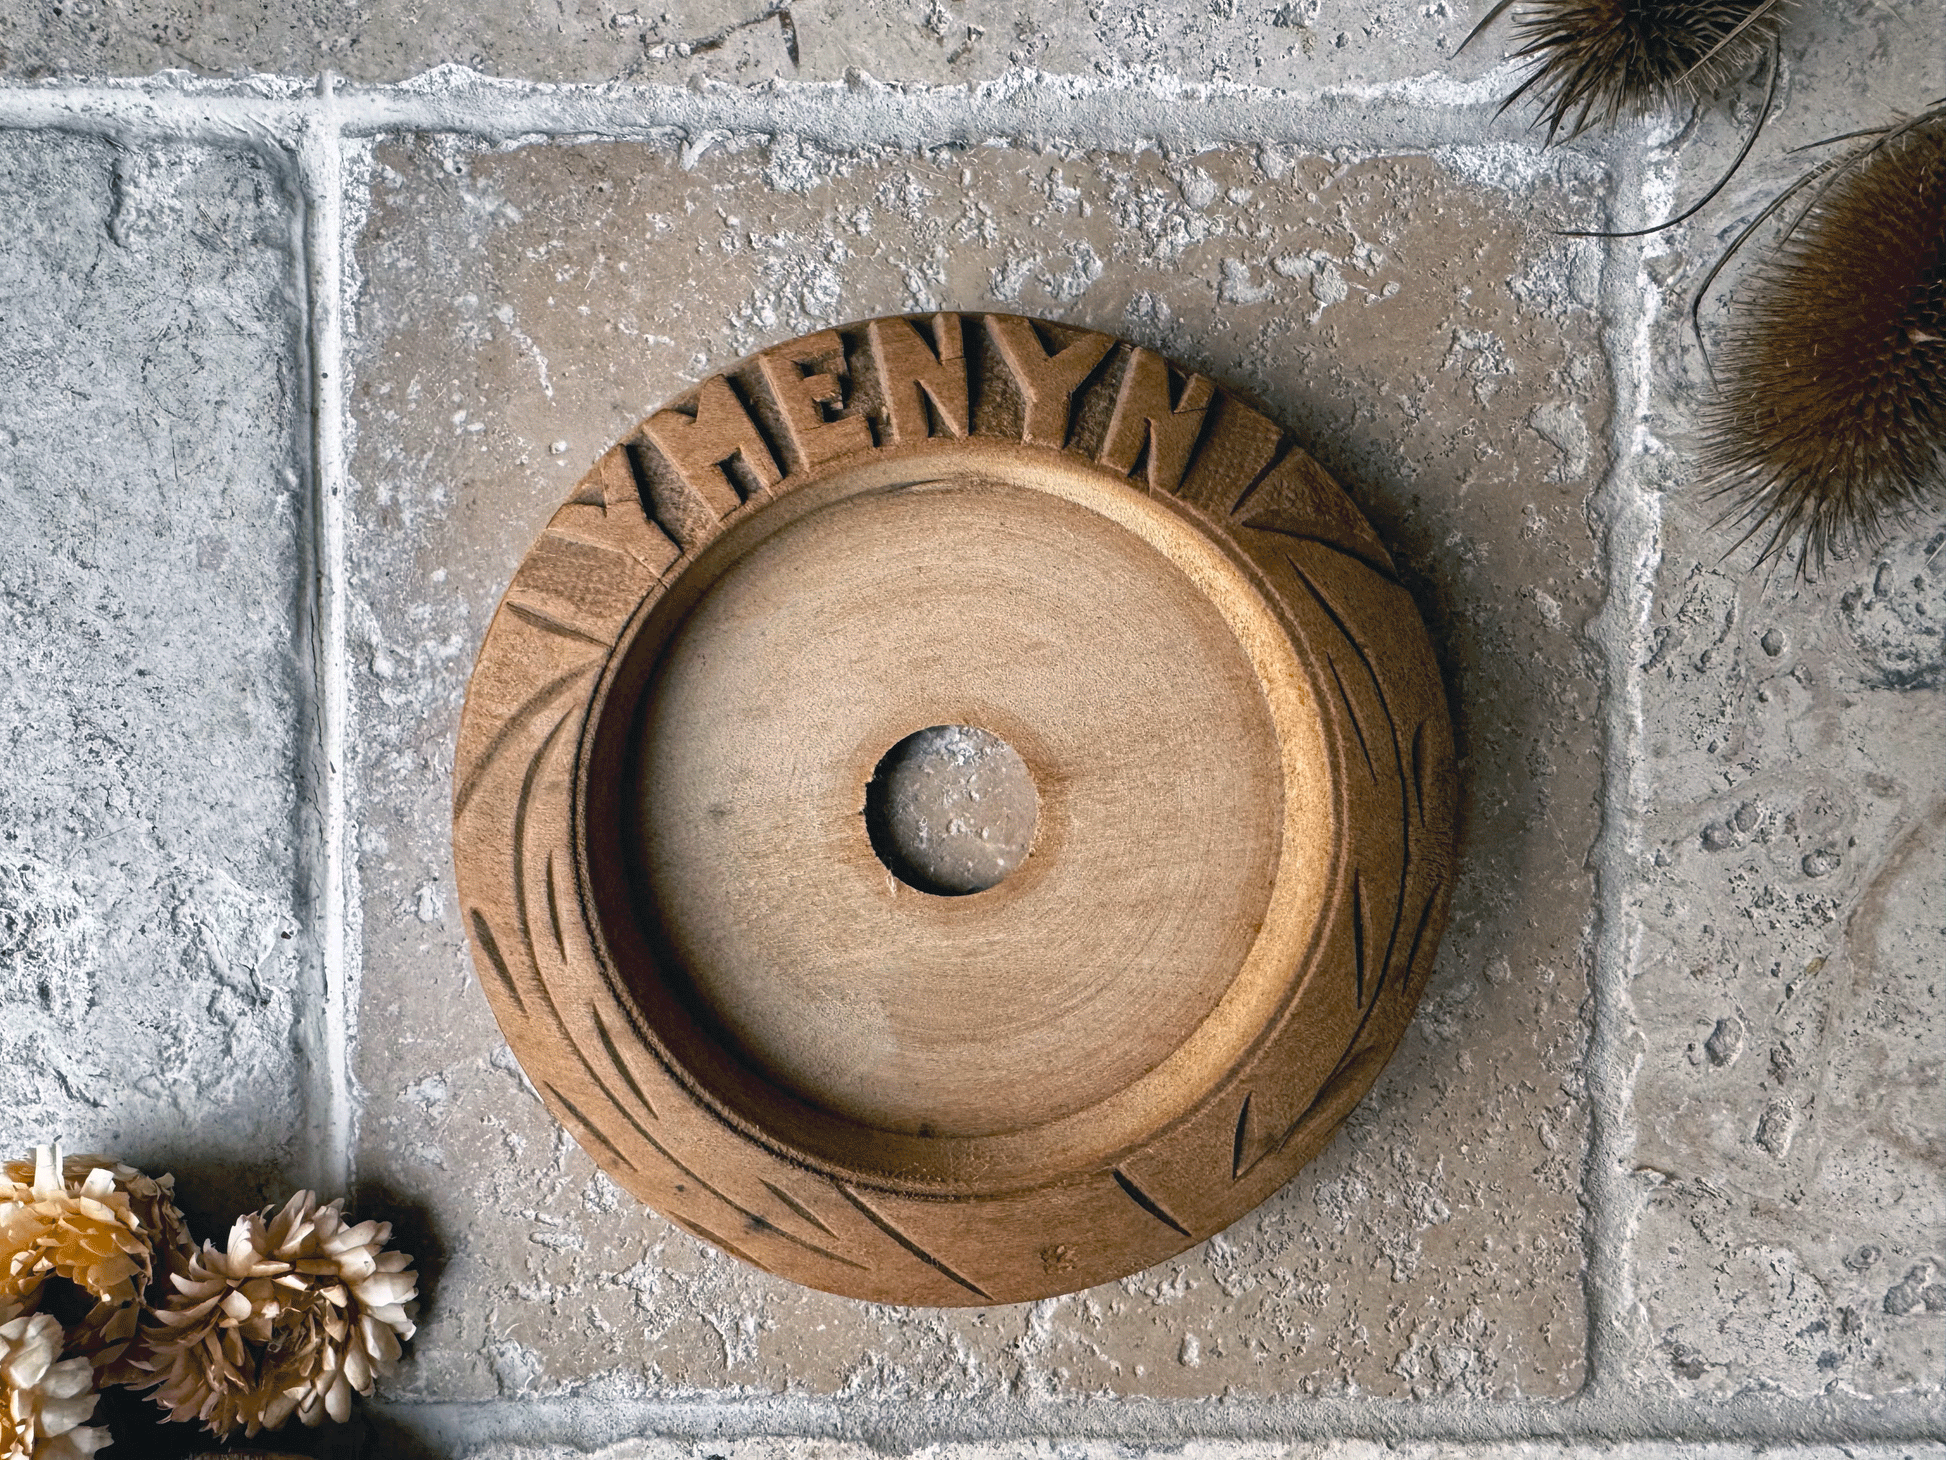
[452, 313, 1458, 1305]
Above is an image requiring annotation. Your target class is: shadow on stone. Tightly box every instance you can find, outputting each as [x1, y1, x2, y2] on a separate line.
[351, 1178, 447, 1342]
[81, 1183, 446, 1458]
[345, 1407, 448, 1460]
[111, 1149, 300, 1248]
[91, 1383, 332, 1458]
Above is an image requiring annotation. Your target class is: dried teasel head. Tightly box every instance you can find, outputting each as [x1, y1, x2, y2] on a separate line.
[1463, 0, 1787, 142]
[1700, 106, 1946, 571]
[0, 1311, 108, 1459]
[135, 1190, 417, 1439]
[1460, 0, 1788, 237]
[0, 1145, 192, 1381]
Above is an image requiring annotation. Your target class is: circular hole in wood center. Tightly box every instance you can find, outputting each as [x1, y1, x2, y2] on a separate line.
[863, 724, 1039, 896]
[610, 470, 1299, 1145]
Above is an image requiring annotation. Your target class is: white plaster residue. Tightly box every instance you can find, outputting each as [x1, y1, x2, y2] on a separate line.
[489, 1340, 546, 1395]
[1271, 248, 1349, 319]
[0, 857, 103, 1025]
[987, 249, 1039, 301]
[1529, 587, 1568, 633]
[1531, 400, 1592, 481]
[1444, 326, 1514, 404]
[1218, 256, 1274, 304]
[107, 149, 200, 250]
[1045, 239, 1103, 300]
[401, 1072, 450, 1109]
[170, 864, 289, 1003]
[1170, 161, 1220, 209]
[414, 882, 444, 922]
[492, 300, 554, 398]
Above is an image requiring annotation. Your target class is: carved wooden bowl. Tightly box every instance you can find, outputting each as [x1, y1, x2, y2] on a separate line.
[452, 314, 1457, 1305]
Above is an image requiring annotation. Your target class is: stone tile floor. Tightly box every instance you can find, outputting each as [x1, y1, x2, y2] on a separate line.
[0, 0, 1940, 1455]
[348, 131, 1599, 1406]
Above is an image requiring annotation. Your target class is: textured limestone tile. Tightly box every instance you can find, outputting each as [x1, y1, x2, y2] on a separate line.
[0, 133, 314, 1216]
[1627, 465, 1946, 1399]
[784, 0, 1504, 90]
[1626, 535, 1946, 1398]
[0, 0, 796, 83]
[1618, 18, 1945, 1403]
[346, 132, 1607, 1401]
[0, 0, 1503, 89]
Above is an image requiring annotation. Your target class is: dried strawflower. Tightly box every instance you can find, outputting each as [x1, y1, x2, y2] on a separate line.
[0, 1312, 107, 1459]
[1700, 106, 1946, 570]
[0, 1145, 189, 1379]
[137, 1191, 416, 1438]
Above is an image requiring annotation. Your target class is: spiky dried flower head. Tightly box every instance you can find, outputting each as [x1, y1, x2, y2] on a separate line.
[136, 1190, 416, 1439]
[0, 1145, 191, 1380]
[1466, 0, 1785, 142]
[1703, 109, 1946, 571]
[0, 1312, 107, 1459]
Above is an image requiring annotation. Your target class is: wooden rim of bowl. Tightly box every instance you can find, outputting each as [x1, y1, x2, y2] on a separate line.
[452, 313, 1457, 1305]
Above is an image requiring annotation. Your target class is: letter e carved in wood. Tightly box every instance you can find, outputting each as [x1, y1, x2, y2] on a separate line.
[757, 328, 874, 470]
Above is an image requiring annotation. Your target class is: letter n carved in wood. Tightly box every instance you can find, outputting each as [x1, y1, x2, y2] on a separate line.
[1098, 347, 1217, 494]
[869, 314, 969, 443]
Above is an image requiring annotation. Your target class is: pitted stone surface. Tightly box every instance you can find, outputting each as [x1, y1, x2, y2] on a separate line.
[0, 132, 314, 1217]
[346, 133, 1606, 1401]
[1627, 532, 1945, 1397]
[1614, 26, 1946, 1401]
[1625, 371, 1946, 1393]
[1, 0, 1503, 89]
[867, 725, 1040, 897]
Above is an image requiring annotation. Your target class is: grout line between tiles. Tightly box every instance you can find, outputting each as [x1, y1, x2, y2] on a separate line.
[364, 1390, 1946, 1450]
[295, 74, 356, 1200]
[1574, 129, 1663, 1400]
[0, 63, 1537, 155]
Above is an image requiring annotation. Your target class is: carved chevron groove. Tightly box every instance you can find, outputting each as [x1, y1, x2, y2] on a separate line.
[761, 1180, 839, 1240]
[837, 1186, 989, 1298]
[590, 1007, 659, 1122]
[1327, 655, 1377, 782]
[453, 658, 599, 819]
[544, 852, 568, 963]
[1231, 1094, 1252, 1181]
[467, 910, 525, 1015]
[1113, 1167, 1193, 1237]
[1285, 555, 1415, 1012]
[510, 710, 576, 1024]
[505, 599, 612, 647]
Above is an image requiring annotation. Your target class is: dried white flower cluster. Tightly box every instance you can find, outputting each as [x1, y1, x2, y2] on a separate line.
[0, 1313, 106, 1459]
[138, 1190, 418, 1438]
[0, 1143, 416, 1448]
[0, 1148, 192, 1383]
